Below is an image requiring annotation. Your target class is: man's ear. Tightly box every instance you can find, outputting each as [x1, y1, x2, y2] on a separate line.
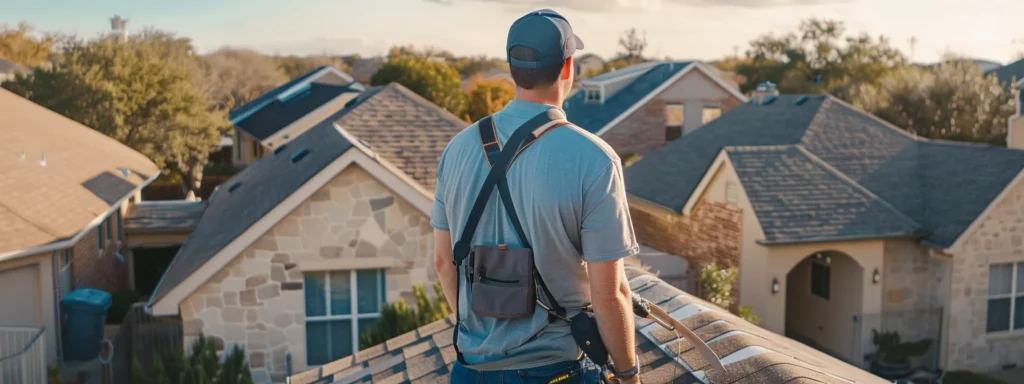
[560, 56, 573, 80]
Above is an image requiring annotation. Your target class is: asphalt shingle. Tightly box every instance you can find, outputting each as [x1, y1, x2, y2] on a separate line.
[564, 62, 693, 134]
[289, 267, 884, 384]
[986, 58, 1024, 88]
[626, 94, 1024, 247]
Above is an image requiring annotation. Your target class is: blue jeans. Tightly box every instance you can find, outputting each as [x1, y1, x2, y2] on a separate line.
[451, 360, 601, 384]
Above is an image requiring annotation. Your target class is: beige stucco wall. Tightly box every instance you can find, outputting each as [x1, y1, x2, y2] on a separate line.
[180, 166, 434, 383]
[1009, 114, 1024, 150]
[947, 175, 1024, 372]
[0, 252, 59, 365]
[233, 130, 266, 167]
[658, 68, 731, 135]
[784, 253, 864, 361]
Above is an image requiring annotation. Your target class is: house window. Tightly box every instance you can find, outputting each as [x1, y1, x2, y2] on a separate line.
[585, 88, 601, 103]
[702, 106, 722, 124]
[987, 262, 1024, 333]
[665, 104, 684, 142]
[811, 256, 830, 299]
[304, 269, 386, 365]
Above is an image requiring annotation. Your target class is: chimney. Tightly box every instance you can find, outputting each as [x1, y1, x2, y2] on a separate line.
[752, 81, 779, 105]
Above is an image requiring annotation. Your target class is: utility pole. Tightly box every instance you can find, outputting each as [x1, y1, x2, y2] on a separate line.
[909, 36, 918, 63]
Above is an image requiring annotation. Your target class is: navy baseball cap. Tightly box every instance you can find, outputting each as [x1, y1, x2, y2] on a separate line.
[506, 9, 584, 69]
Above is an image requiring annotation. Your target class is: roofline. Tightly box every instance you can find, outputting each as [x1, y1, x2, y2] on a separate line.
[581, 61, 660, 86]
[259, 92, 362, 147]
[229, 66, 355, 125]
[594, 62, 749, 137]
[0, 171, 160, 263]
[681, 149, 730, 216]
[756, 232, 918, 246]
[946, 167, 1024, 254]
[821, 94, 920, 142]
[146, 126, 433, 316]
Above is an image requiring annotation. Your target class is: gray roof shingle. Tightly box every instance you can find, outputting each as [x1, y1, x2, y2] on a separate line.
[986, 58, 1024, 88]
[289, 267, 885, 384]
[626, 94, 1024, 247]
[564, 62, 693, 134]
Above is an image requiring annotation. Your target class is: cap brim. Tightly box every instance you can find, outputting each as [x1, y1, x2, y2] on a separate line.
[574, 34, 585, 50]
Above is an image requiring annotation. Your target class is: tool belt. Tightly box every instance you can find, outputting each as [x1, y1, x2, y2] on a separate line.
[452, 109, 612, 367]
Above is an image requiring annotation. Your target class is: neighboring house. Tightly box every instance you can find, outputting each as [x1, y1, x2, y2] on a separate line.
[563, 61, 748, 157]
[0, 89, 159, 367]
[0, 58, 30, 84]
[997, 58, 1024, 150]
[573, 52, 605, 79]
[460, 68, 513, 92]
[926, 57, 1003, 73]
[289, 266, 886, 384]
[146, 83, 466, 383]
[229, 66, 364, 167]
[625, 83, 1024, 374]
[351, 57, 385, 84]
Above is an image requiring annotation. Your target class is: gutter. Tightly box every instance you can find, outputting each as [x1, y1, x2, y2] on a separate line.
[756, 232, 919, 246]
[0, 171, 160, 263]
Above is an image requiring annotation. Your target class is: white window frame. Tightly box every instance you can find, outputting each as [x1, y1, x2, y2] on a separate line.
[665, 104, 685, 128]
[987, 262, 1024, 334]
[584, 87, 602, 103]
[702, 106, 722, 124]
[305, 269, 385, 365]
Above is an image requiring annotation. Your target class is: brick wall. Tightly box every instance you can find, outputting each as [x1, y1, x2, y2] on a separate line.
[72, 214, 131, 294]
[602, 69, 744, 156]
[631, 199, 742, 270]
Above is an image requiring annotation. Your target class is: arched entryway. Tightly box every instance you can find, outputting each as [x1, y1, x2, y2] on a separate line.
[784, 251, 864, 362]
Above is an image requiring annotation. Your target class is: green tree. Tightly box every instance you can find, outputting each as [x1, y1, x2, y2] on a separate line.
[276, 54, 352, 79]
[450, 55, 508, 78]
[3, 35, 227, 199]
[371, 56, 467, 118]
[618, 27, 648, 64]
[195, 48, 290, 112]
[850, 60, 1015, 145]
[359, 281, 451, 348]
[0, 22, 54, 68]
[466, 77, 515, 121]
[736, 19, 905, 96]
[133, 334, 253, 384]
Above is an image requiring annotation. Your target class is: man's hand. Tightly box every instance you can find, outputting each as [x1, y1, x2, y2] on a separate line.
[433, 229, 458, 313]
[587, 258, 639, 383]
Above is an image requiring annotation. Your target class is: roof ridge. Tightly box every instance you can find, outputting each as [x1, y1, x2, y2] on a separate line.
[793, 145, 923, 231]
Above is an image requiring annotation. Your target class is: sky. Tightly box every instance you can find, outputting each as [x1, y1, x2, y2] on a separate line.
[3, 0, 1023, 64]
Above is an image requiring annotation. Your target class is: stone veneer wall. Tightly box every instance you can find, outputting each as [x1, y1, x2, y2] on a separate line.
[947, 180, 1024, 372]
[631, 199, 742, 271]
[180, 166, 434, 383]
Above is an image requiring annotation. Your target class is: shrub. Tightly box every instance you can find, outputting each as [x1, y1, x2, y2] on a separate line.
[698, 263, 762, 325]
[132, 334, 253, 384]
[359, 281, 450, 348]
[871, 329, 931, 365]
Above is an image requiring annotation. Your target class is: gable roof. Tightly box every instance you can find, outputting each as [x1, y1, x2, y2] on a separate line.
[148, 82, 463, 308]
[0, 89, 159, 257]
[986, 58, 1024, 88]
[229, 66, 363, 141]
[288, 266, 885, 384]
[563, 62, 747, 135]
[318, 83, 467, 189]
[627, 94, 1024, 247]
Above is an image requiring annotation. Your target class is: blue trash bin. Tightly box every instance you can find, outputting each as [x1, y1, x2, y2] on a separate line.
[61, 288, 112, 361]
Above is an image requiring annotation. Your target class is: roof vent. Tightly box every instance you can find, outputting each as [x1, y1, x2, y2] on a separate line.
[228, 181, 242, 193]
[118, 168, 130, 177]
[752, 81, 780, 105]
[273, 145, 288, 155]
[793, 96, 809, 106]
[291, 148, 310, 163]
[39, 152, 46, 167]
[15, 151, 25, 160]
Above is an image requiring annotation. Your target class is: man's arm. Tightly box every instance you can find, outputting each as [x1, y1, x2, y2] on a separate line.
[433, 229, 458, 313]
[587, 258, 639, 383]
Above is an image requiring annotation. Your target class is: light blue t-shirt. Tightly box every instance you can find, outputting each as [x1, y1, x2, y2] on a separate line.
[431, 100, 640, 370]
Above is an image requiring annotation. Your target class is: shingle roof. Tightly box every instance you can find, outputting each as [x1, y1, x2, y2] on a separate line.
[0, 89, 159, 255]
[149, 82, 463, 303]
[986, 58, 1024, 88]
[564, 62, 693, 134]
[726, 145, 920, 244]
[229, 66, 363, 141]
[124, 200, 206, 234]
[149, 123, 355, 303]
[626, 94, 1024, 247]
[289, 266, 885, 384]
[319, 83, 467, 189]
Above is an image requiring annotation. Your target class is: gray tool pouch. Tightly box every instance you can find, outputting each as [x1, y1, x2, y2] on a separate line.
[469, 244, 536, 318]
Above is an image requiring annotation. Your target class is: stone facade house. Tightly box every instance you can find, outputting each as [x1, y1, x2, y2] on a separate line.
[573, 53, 605, 79]
[289, 266, 887, 384]
[626, 84, 1024, 375]
[229, 66, 364, 167]
[0, 89, 159, 368]
[563, 61, 747, 157]
[146, 83, 465, 383]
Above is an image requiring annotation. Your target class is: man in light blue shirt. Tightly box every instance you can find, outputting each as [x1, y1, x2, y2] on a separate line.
[432, 9, 641, 384]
